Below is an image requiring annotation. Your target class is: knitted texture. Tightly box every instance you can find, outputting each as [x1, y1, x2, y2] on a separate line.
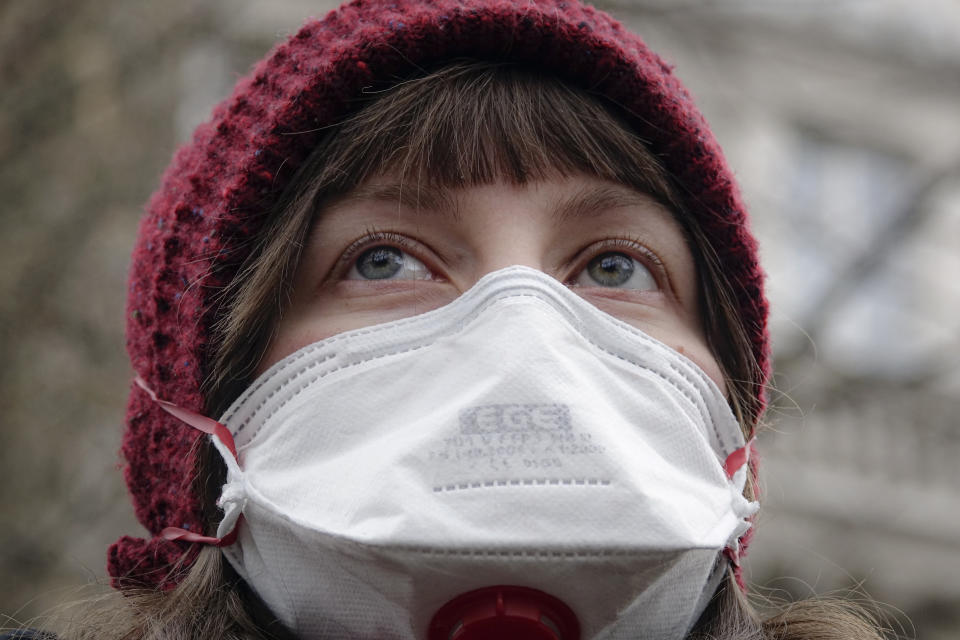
[113, 0, 770, 589]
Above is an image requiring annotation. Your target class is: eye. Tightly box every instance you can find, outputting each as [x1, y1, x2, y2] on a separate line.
[346, 245, 433, 281]
[575, 251, 657, 290]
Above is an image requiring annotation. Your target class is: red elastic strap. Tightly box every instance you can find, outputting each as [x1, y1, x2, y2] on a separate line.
[722, 438, 753, 479]
[161, 521, 240, 548]
[134, 376, 238, 460]
[723, 439, 757, 585]
[135, 375, 242, 547]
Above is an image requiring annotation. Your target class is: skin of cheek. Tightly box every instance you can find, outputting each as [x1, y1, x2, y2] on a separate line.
[670, 341, 727, 397]
[639, 320, 725, 395]
[582, 292, 727, 396]
[641, 328, 728, 398]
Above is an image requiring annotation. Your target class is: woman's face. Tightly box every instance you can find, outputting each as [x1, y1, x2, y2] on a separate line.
[263, 173, 724, 390]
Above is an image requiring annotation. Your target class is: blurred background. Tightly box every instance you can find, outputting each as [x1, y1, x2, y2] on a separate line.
[1, 0, 958, 637]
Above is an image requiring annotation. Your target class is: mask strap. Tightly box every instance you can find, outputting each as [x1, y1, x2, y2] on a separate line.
[161, 523, 240, 547]
[721, 437, 757, 569]
[134, 376, 238, 459]
[722, 437, 754, 479]
[134, 375, 240, 547]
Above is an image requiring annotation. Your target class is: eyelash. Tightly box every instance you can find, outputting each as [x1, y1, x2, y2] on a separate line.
[567, 236, 668, 289]
[333, 229, 669, 289]
[333, 229, 431, 275]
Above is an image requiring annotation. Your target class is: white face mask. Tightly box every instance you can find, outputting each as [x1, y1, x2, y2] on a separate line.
[209, 266, 757, 640]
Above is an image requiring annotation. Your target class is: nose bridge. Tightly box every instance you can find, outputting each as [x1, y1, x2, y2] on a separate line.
[469, 211, 548, 283]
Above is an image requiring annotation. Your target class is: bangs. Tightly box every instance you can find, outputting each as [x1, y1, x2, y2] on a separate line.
[307, 61, 680, 211]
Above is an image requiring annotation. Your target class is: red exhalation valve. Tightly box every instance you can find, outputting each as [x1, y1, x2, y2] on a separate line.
[428, 586, 580, 640]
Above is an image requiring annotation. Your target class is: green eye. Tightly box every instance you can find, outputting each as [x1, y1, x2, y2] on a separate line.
[577, 252, 657, 290]
[348, 245, 431, 281]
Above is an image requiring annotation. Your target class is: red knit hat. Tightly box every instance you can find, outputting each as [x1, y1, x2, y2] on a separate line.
[112, 0, 769, 589]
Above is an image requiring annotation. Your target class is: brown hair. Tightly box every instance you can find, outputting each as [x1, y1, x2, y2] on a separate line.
[42, 61, 893, 640]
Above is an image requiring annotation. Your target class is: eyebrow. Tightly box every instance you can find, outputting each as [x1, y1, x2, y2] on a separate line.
[551, 184, 665, 225]
[337, 182, 461, 220]
[334, 181, 664, 224]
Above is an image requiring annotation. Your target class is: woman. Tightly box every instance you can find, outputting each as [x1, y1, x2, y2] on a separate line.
[8, 1, 890, 638]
